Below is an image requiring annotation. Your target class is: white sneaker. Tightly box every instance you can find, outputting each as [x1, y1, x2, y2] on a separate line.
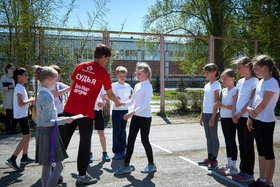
[224, 167, 238, 176]
[216, 165, 230, 173]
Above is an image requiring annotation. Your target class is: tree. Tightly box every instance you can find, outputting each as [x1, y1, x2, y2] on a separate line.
[0, 0, 76, 68]
[241, 0, 280, 64]
[143, 0, 252, 73]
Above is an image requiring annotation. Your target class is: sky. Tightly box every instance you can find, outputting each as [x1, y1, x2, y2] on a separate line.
[64, 0, 157, 32]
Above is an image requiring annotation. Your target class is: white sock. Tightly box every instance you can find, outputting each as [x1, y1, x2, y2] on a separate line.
[227, 157, 232, 166]
[231, 160, 237, 169]
[260, 178, 266, 183]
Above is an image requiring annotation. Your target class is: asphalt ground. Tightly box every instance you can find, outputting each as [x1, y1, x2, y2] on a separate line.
[0, 117, 279, 187]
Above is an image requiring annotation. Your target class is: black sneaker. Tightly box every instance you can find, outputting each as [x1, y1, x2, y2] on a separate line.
[20, 157, 35, 165]
[5, 158, 21, 171]
[57, 175, 63, 184]
[76, 174, 97, 186]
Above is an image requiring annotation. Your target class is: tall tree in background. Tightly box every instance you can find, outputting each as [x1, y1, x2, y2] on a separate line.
[0, 0, 75, 68]
[143, 0, 252, 73]
[242, 0, 280, 64]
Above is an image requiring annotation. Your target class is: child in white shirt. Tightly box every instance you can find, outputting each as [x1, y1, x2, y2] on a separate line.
[5, 68, 35, 171]
[198, 63, 221, 170]
[111, 66, 132, 159]
[231, 57, 259, 182]
[215, 69, 238, 176]
[114, 63, 156, 175]
[247, 55, 280, 187]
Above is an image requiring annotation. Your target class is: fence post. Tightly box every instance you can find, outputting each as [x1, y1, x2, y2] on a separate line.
[102, 30, 111, 120]
[209, 35, 214, 64]
[254, 40, 258, 56]
[39, 28, 45, 66]
[160, 35, 165, 114]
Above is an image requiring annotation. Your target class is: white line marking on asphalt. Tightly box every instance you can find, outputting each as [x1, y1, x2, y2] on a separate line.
[178, 156, 245, 187]
[136, 137, 245, 187]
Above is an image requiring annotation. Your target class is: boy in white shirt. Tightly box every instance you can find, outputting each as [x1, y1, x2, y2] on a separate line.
[111, 66, 132, 159]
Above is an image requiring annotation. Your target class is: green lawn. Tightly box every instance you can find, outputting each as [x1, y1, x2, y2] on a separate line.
[152, 90, 177, 100]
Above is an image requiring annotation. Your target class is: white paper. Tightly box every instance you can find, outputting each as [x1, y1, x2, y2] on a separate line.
[72, 114, 87, 120]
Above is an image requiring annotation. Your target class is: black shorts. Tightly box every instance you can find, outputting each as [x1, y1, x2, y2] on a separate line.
[253, 119, 275, 160]
[16, 117, 30, 135]
[94, 110, 104, 130]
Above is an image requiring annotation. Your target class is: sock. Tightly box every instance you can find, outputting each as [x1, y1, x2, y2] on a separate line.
[231, 160, 237, 169]
[102, 152, 107, 155]
[11, 155, 17, 161]
[260, 178, 266, 183]
[227, 157, 232, 166]
[22, 154, 28, 159]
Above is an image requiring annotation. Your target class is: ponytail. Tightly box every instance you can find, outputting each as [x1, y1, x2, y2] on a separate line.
[32, 65, 42, 121]
[252, 55, 280, 86]
[272, 65, 280, 87]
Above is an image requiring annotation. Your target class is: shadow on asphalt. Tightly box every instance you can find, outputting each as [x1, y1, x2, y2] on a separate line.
[0, 170, 24, 186]
[159, 116, 172, 125]
[103, 158, 124, 173]
[123, 172, 155, 187]
[87, 160, 105, 180]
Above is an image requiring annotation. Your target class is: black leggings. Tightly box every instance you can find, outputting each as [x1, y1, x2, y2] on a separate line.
[124, 115, 154, 165]
[60, 112, 93, 176]
[221, 118, 238, 160]
[237, 117, 255, 175]
[252, 119, 275, 160]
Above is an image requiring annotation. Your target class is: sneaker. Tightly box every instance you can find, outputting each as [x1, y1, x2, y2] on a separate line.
[57, 175, 63, 184]
[198, 158, 210, 166]
[89, 152, 93, 163]
[120, 151, 126, 159]
[235, 172, 254, 182]
[141, 164, 157, 173]
[224, 167, 238, 176]
[248, 178, 267, 187]
[102, 153, 111, 162]
[216, 165, 230, 173]
[232, 171, 243, 180]
[5, 158, 21, 171]
[208, 160, 218, 170]
[114, 165, 134, 175]
[20, 157, 35, 165]
[264, 183, 274, 187]
[76, 173, 97, 186]
[112, 152, 122, 160]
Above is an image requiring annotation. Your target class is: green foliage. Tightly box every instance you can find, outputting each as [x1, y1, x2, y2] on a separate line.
[241, 0, 280, 64]
[176, 78, 186, 92]
[152, 90, 177, 100]
[174, 90, 203, 112]
[153, 75, 160, 92]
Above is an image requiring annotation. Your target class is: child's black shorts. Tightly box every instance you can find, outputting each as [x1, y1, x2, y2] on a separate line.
[94, 110, 104, 130]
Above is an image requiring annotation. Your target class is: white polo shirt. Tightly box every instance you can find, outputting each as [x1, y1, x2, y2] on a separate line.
[236, 77, 259, 117]
[252, 78, 280, 122]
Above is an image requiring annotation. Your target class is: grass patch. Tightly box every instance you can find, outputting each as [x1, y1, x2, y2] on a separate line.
[152, 91, 177, 100]
[274, 142, 280, 153]
[150, 102, 177, 106]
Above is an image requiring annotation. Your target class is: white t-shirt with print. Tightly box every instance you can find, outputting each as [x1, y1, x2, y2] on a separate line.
[13, 83, 29, 119]
[252, 78, 280, 122]
[220, 87, 237, 118]
[54, 82, 69, 114]
[94, 86, 106, 111]
[112, 82, 132, 110]
[236, 77, 259, 117]
[203, 81, 221, 113]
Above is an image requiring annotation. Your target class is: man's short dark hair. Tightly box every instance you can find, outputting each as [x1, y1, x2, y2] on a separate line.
[94, 44, 111, 58]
